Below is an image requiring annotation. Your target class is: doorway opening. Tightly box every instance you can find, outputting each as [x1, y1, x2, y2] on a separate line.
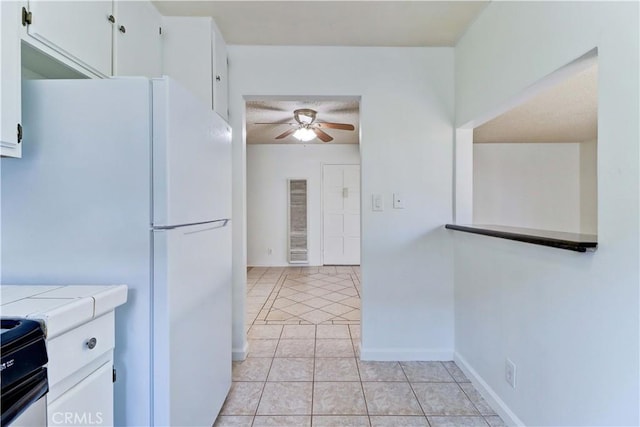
[243, 96, 362, 330]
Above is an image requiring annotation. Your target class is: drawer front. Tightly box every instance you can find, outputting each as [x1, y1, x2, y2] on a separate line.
[48, 361, 114, 427]
[47, 312, 115, 388]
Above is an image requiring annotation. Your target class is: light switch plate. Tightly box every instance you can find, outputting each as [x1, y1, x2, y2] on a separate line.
[393, 193, 404, 209]
[372, 194, 383, 211]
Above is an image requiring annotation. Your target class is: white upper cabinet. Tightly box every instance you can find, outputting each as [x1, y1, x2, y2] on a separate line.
[161, 16, 228, 119]
[161, 17, 213, 110]
[24, 1, 114, 77]
[1, 1, 22, 158]
[1, 0, 163, 158]
[212, 23, 228, 120]
[113, 1, 161, 78]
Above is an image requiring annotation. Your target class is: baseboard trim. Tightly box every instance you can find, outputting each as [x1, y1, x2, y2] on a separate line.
[232, 342, 248, 361]
[360, 347, 453, 361]
[454, 352, 525, 427]
[247, 264, 323, 268]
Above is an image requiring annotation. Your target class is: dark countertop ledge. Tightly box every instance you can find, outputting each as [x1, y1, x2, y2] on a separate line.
[445, 224, 598, 253]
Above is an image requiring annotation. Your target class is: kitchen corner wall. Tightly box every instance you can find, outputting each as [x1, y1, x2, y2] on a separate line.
[247, 143, 360, 266]
[455, 2, 639, 425]
[229, 46, 455, 361]
[580, 139, 597, 234]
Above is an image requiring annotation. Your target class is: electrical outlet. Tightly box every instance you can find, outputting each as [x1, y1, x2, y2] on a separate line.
[505, 358, 516, 388]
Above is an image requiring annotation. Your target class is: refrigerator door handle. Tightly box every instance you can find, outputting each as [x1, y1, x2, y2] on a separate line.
[152, 218, 230, 231]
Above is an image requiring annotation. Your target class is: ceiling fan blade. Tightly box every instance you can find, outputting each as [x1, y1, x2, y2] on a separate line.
[250, 122, 298, 126]
[316, 122, 355, 131]
[254, 122, 296, 125]
[313, 128, 333, 143]
[275, 128, 297, 139]
[325, 106, 359, 114]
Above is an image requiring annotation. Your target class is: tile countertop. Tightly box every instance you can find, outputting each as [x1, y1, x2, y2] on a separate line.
[0, 285, 128, 339]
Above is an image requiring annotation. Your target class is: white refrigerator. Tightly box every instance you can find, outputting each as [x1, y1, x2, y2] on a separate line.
[1, 77, 232, 427]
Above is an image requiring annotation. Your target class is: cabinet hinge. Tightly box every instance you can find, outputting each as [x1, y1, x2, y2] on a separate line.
[21, 7, 32, 26]
[17, 124, 22, 144]
[112, 367, 117, 383]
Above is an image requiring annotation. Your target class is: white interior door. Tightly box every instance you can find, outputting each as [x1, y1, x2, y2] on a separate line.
[323, 164, 361, 265]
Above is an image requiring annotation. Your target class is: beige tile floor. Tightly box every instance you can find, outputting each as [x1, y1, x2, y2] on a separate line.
[246, 266, 361, 328]
[216, 267, 505, 427]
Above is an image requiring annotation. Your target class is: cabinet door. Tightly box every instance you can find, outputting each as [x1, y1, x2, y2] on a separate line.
[212, 23, 228, 120]
[47, 362, 113, 427]
[161, 17, 213, 110]
[25, 1, 113, 76]
[113, 1, 161, 78]
[0, 1, 22, 157]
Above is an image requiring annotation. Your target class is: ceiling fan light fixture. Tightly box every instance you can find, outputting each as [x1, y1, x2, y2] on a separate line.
[294, 109, 316, 125]
[293, 127, 316, 142]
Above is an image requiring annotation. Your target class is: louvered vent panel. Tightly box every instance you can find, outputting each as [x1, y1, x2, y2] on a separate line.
[288, 179, 308, 264]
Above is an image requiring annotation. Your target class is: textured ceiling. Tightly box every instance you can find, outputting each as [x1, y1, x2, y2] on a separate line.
[246, 99, 360, 144]
[152, 1, 489, 47]
[474, 63, 598, 143]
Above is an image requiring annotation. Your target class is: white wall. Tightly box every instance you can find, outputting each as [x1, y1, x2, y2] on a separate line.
[473, 143, 581, 233]
[247, 144, 360, 266]
[455, 2, 638, 426]
[229, 46, 455, 361]
[580, 139, 597, 234]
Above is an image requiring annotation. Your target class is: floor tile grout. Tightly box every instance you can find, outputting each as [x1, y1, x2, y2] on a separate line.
[218, 267, 503, 427]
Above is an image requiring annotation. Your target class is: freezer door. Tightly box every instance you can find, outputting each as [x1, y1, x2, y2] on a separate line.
[152, 222, 232, 427]
[152, 78, 231, 227]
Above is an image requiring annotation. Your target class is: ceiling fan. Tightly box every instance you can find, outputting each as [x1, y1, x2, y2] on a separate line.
[257, 108, 355, 143]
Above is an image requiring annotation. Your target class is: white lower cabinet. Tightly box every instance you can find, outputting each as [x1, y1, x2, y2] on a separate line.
[46, 312, 117, 427]
[48, 362, 114, 427]
[0, 286, 127, 427]
[47, 312, 115, 389]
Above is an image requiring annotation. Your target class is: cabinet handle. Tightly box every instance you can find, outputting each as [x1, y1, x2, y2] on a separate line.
[119, 25, 126, 34]
[17, 124, 22, 144]
[86, 337, 97, 349]
[216, 75, 221, 82]
[108, 14, 115, 24]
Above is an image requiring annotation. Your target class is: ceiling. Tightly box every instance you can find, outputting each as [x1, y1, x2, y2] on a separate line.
[246, 99, 360, 144]
[474, 62, 598, 143]
[153, 1, 597, 145]
[152, 1, 489, 47]
[153, 2, 487, 145]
